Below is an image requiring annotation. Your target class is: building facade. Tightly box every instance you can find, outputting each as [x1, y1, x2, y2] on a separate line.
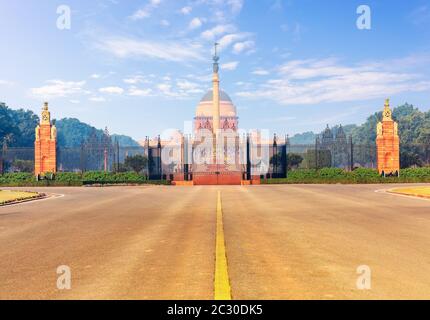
[194, 90, 239, 134]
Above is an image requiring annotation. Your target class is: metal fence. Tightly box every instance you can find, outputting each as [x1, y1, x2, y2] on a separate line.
[1, 139, 429, 179]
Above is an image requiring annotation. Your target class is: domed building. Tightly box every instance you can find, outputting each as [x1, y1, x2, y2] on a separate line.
[194, 89, 238, 134]
[143, 44, 266, 185]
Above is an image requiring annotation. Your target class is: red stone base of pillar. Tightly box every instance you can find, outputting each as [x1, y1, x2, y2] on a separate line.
[172, 181, 194, 186]
[193, 172, 243, 185]
[251, 176, 261, 185]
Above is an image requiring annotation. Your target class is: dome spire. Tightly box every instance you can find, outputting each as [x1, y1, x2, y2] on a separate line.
[213, 42, 219, 74]
[212, 42, 220, 134]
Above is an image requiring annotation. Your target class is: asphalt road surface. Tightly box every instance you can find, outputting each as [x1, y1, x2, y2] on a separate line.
[1, 184, 430, 300]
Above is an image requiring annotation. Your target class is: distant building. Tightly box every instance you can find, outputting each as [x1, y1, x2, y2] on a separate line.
[317, 124, 349, 169]
[321, 124, 334, 150]
[333, 125, 349, 169]
[194, 90, 238, 134]
[141, 45, 271, 185]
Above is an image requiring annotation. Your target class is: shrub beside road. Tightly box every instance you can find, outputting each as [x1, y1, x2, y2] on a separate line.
[0, 172, 168, 187]
[263, 167, 430, 184]
[1, 168, 430, 186]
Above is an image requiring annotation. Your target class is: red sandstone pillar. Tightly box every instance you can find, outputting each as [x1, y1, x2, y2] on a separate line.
[34, 102, 57, 176]
[376, 99, 400, 176]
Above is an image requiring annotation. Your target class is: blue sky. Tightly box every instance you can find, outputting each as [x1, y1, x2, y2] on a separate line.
[1, 0, 430, 141]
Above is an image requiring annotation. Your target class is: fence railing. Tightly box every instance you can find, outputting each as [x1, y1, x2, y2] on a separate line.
[1, 142, 429, 179]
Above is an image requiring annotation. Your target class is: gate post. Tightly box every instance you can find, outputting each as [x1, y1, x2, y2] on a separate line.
[285, 134, 289, 178]
[80, 143, 86, 173]
[0, 142, 3, 175]
[246, 133, 251, 180]
[272, 134, 278, 178]
[116, 140, 120, 173]
[157, 135, 162, 180]
[315, 137, 320, 169]
[349, 135, 354, 171]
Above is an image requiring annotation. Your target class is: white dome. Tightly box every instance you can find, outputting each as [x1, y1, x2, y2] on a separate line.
[195, 89, 237, 118]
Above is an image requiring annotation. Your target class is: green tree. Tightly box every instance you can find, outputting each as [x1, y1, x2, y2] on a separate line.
[55, 118, 102, 147]
[11, 159, 34, 173]
[0, 103, 19, 145]
[9, 109, 39, 147]
[124, 155, 148, 173]
[55, 118, 141, 148]
[401, 152, 423, 168]
[287, 153, 304, 169]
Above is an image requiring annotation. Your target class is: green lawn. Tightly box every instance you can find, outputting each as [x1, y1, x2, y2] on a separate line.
[390, 186, 430, 198]
[0, 190, 40, 205]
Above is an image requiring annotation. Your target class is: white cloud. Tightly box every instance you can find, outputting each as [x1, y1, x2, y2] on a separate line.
[218, 33, 251, 51]
[181, 6, 192, 15]
[131, 9, 150, 20]
[154, 79, 204, 98]
[221, 61, 239, 71]
[189, 17, 203, 29]
[123, 75, 150, 84]
[176, 79, 201, 91]
[227, 0, 244, 14]
[0, 80, 14, 85]
[89, 96, 106, 102]
[31, 80, 86, 99]
[96, 37, 204, 62]
[69, 99, 80, 104]
[203, 0, 244, 15]
[128, 87, 153, 96]
[130, 9, 150, 20]
[90, 74, 101, 79]
[233, 40, 255, 54]
[160, 19, 170, 27]
[252, 68, 270, 76]
[157, 83, 173, 95]
[99, 86, 124, 94]
[237, 57, 430, 105]
[130, 0, 162, 20]
[186, 73, 212, 83]
[201, 24, 236, 40]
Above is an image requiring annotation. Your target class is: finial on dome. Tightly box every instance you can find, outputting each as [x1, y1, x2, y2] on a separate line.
[213, 42, 219, 61]
[43, 102, 49, 110]
[213, 42, 219, 73]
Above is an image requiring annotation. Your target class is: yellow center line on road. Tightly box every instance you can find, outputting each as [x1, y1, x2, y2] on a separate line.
[214, 190, 232, 300]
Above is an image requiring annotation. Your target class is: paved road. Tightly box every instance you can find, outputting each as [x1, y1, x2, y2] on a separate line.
[0, 184, 430, 300]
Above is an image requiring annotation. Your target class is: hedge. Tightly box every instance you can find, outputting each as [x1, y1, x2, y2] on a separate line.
[2, 168, 430, 186]
[263, 167, 430, 184]
[0, 171, 169, 186]
[82, 171, 147, 183]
